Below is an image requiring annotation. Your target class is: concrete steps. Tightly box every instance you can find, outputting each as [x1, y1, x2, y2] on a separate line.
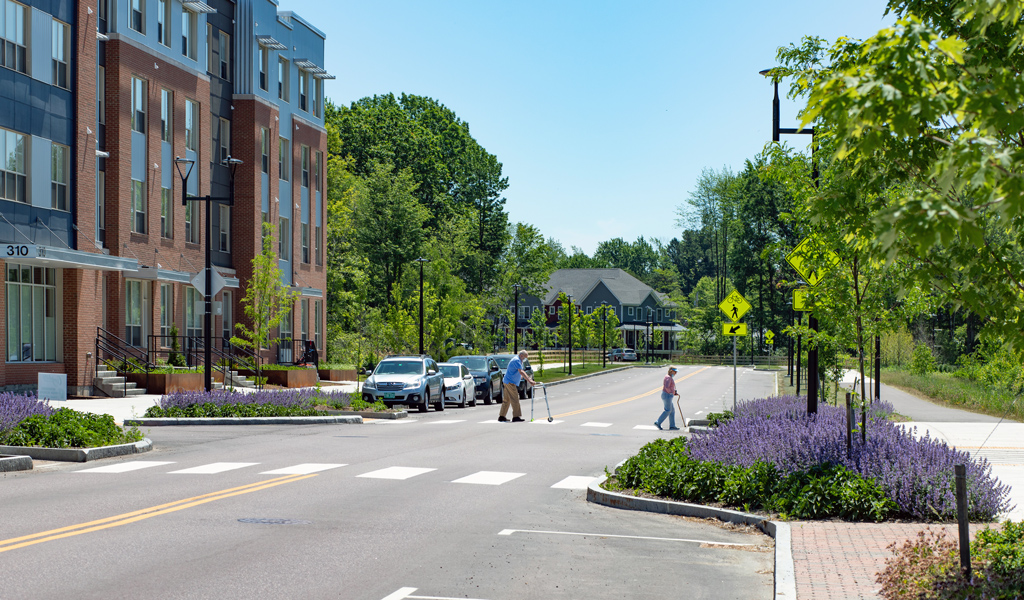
[93, 369, 147, 397]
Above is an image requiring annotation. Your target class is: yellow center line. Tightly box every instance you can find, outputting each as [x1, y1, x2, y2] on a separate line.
[0, 474, 315, 554]
[553, 366, 710, 419]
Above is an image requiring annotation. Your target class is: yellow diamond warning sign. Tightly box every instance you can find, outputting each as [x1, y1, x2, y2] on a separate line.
[786, 236, 839, 288]
[719, 290, 751, 322]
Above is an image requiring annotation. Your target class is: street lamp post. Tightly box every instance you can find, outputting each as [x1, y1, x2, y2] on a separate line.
[174, 156, 242, 392]
[761, 68, 820, 413]
[512, 283, 521, 353]
[415, 257, 429, 355]
[567, 294, 573, 376]
[601, 302, 608, 369]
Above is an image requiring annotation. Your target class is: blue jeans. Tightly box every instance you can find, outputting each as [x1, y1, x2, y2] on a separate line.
[656, 391, 676, 429]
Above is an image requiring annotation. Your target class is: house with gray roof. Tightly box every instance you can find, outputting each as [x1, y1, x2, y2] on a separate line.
[514, 269, 681, 352]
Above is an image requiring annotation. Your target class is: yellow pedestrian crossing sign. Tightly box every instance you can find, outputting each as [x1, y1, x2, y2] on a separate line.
[793, 288, 813, 312]
[765, 330, 775, 345]
[786, 236, 839, 287]
[723, 322, 748, 336]
[719, 290, 751, 322]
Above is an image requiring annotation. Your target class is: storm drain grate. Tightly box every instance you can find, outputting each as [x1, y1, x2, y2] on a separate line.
[237, 518, 312, 525]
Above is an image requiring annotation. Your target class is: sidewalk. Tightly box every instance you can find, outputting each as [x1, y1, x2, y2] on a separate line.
[789, 374, 1024, 599]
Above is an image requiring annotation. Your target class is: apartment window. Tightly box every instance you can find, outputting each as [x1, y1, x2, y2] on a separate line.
[131, 77, 146, 134]
[314, 301, 322, 351]
[0, 0, 27, 74]
[300, 145, 309, 188]
[125, 280, 146, 347]
[130, 0, 144, 33]
[185, 287, 201, 339]
[50, 144, 68, 211]
[0, 128, 26, 203]
[207, 24, 213, 75]
[280, 313, 292, 345]
[315, 225, 322, 265]
[181, 10, 196, 60]
[299, 70, 308, 112]
[160, 187, 172, 238]
[278, 217, 290, 260]
[314, 151, 322, 192]
[6, 265, 58, 362]
[51, 20, 69, 89]
[160, 283, 172, 338]
[278, 138, 289, 181]
[184, 99, 198, 151]
[628, 307, 634, 316]
[219, 31, 230, 80]
[548, 306, 556, 315]
[260, 128, 269, 173]
[157, 0, 170, 47]
[161, 89, 172, 142]
[185, 201, 197, 243]
[213, 117, 230, 164]
[300, 299, 309, 342]
[301, 223, 309, 263]
[131, 180, 146, 234]
[96, 170, 105, 244]
[219, 204, 230, 252]
[258, 46, 268, 91]
[97, 66, 105, 124]
[278, 57, 289, 101]
[312, 77, 321, 118]
[221, 291, 232, 346]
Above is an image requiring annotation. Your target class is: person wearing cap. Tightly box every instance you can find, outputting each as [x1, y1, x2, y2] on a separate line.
[655, 366, 681, 430]
[498, 349, 536, 422]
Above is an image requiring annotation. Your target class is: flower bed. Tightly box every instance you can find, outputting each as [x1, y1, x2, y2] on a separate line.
[144, 388, 353, 418]
[614, 395, 1011, 522]
[0, 392, 55, 435]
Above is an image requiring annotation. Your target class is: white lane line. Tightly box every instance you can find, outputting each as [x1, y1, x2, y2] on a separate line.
[357, 466, 436, 480]
[580, 422, 613, 428]
[76, 461, 176, 473]
[694, 410, 705, 416]
[497, 528, 756, 546]
[260, 463, 346, 475]
[633, 425, 658, 430]
[426, 420, 466, 424]
[551, 476, 599, 489]
[452, 471, 526, 485]
[168, 462, 259, 474]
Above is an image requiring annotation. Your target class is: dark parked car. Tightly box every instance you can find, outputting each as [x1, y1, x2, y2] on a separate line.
[448, 355, 502, 405]
[361, 355, 445, 412]
[489, 353, 534, 399]
[606, 348, 638, 362]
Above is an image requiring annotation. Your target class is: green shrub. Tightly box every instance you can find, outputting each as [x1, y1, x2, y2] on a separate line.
[0, 408, 143, 448]
[706, 410, 734, 427]
[167, 323, 186, 367]
[910, 343, 936, 375]
[974, 520, 1024, 577]
[144, 403, 321, 418]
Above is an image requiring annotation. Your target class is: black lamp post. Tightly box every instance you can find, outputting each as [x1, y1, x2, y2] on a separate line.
[512, 283, 521, 352]
[174, 155, 242, 392]
[415, 257, 429, 355]
[567, 294, 573, 376]
[762, 68, 820, 413]
[601, 301, 608, 369]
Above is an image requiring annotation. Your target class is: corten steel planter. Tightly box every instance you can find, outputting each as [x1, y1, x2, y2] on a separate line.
[124, 372, 204, 394]
[317, 368, 356, 381]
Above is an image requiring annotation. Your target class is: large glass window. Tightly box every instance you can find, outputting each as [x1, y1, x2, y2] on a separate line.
[314, 300, 322, 351]
[0, 128, 26, 203]
[261, 128, 269, 173]
[161, 187, 172, 238]
[278, 217, 290, 260]
[181, 9, 197, 60]
[161, 89, 172, 142]
[131, 179, 146, 234]
[218, 31, 230, 80]
[51, 19, 68, 89]
[185, 200, 198, 243]
[299, 70, 308, 112]
[300, 145, 309, 188]
[278, 138, 289, 181]
[130, 0, 145, 34]
[0, 0, 28, 74]
[125, 280, 146, 347]
[185, 99, 198, 152]
[157, 0, 170, 47]
[50, 144, 67, 211]
[219, 204, 230, 252]
[218, 117, 230, 163]
[185, 287, 202, 339]
[312, 77, 321, 118]
[258, 46, 268, 91]
[278, 57, 289, 101]
[314, 151, 322, 192]
[160, 283, 172, 338]
[300, 299, 309, 342]
[6, 265, 57, 362]
[301, 223, 309, 263]
[131, 77, 146, 134]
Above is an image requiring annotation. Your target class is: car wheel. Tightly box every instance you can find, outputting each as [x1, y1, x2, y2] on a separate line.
[434, 386, 445, 411]
[458, 389, 467, 408]
[518, 384, 526, 400]
[419, 390, 430, 413]
[469, 392, 477, 407]
[527, 386, 534, 399]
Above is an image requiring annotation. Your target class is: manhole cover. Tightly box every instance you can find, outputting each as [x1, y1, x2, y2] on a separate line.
[237, 518, 312, 525]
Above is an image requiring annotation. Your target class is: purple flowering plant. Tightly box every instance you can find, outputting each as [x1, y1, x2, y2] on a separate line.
[0, 392, 55, 435]
[686, 395, 1011, 521]
[145, 388, 352, 418]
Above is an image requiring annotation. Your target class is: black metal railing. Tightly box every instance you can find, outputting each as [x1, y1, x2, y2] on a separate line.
[95, 327, 157, 397]
[181, 336, 266, 390]
[277, 338, 319, 368]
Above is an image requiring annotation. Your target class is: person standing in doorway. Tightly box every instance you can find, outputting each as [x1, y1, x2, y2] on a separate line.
[655, 366, 681, 430]
[499, 350, 536, 422]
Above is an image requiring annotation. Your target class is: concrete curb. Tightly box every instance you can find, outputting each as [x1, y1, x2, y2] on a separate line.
[0, 438, 154, 463]
[535, 365, 633, 387]
[0, 454, 33, 471]
[323, 410, 407, 420]
[587, 475, 796, 600]
[125, 415, 362, 426]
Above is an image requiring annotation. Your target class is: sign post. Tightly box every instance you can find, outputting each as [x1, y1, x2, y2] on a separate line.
[720, 292, 751, 412]
[786, 237, 838, 414]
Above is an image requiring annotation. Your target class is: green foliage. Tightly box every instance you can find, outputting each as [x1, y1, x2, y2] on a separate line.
[0, 408, 143, 448]
[974, 521, 1024, 578]
[167, 323, 185, 367]
[910, 343, 937, 375]
[881, 368, 1024, 422]
[705, 410, 734, 427]
[348, 397, 389, 412]
[880, 325, 914, 368]
[953, 336, 1024, 394]
[769, 463, 897, 521]
[144, 403, 321, 418]
[232, 221, 299, 354]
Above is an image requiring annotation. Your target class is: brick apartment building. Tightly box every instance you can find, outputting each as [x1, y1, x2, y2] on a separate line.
[0, 0, 330, 394]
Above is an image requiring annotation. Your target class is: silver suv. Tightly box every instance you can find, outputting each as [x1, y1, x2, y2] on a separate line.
[361, 356, 445, 412]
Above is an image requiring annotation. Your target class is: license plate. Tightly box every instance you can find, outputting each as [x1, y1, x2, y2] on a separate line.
[383, 392, 395, 399]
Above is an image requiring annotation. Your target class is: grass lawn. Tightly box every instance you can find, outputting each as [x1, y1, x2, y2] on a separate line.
[532, 361, 638, 383]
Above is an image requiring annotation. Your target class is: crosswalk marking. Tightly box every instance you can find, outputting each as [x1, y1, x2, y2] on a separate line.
[633, 425, 659, 430]
[168, 462, 259, 474]
[580, 422, 612, 428]
[76, 461, 176, 473]
[426, 420, 466, 424]
[551, 476, 599, 489]
[452, 471, 525, 485]
[260, 463, 346, 475]
[531, 419, 564, 425]
[357, 466, 436, 480]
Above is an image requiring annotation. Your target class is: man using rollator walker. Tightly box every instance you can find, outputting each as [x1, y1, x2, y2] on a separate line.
[498, 350, 536, 423]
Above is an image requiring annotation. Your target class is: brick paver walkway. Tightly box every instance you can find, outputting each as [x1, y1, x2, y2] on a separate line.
[791, 522, 984, 600]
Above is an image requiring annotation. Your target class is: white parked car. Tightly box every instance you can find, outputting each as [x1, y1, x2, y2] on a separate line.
[439, 362, 475, 408]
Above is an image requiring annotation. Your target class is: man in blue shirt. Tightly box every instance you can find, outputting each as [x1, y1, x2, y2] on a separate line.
[499, 350, 535, 422]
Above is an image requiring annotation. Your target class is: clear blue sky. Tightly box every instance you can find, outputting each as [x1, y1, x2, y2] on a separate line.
[286, 0, 895, 255]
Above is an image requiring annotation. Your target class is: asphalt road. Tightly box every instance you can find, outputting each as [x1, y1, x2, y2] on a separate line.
[1, 365, 777, 600]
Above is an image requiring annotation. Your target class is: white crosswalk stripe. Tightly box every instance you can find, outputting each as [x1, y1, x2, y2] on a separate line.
[580, 422, 612, 428]
[76, 461, 176, 473]
[633, 425, 659, 430]
[168, 462, 259, 474]
[357, 466, 436, 480]
[426, 420, 466, 424]
[260, 463, 347, 475]
[551, 476, 599, 489]
[452, 471, 525, 485]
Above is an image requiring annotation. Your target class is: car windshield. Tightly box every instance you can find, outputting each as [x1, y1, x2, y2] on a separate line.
[451, 356, 487, 370]
[492, 356, 512, 368]
[374, 361, 423, 375]
[440, 365, 462, 378]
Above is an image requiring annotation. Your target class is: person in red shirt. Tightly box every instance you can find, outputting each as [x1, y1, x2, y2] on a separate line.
[655, 366, 680, 430]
